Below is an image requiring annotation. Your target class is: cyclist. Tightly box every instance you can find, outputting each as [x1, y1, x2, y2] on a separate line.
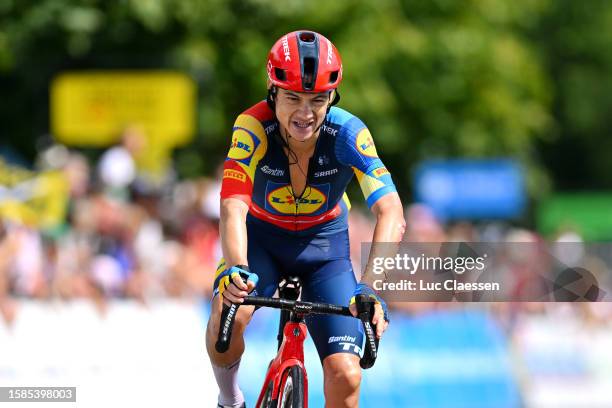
[206, 30, 405, 408]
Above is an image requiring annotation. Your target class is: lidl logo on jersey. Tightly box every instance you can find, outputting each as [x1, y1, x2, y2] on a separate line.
[355, 129, 378, 158]
[265, 183, 330, 215]
[228, 127, 259, 163]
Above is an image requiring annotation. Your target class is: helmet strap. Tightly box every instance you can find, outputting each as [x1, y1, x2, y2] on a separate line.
[326, 89, 340, 113]
[266, 86, 277, 112]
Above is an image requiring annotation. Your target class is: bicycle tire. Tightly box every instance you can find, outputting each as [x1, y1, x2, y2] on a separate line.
[278, 365, 305, 408]
[259, 379, 274, 408]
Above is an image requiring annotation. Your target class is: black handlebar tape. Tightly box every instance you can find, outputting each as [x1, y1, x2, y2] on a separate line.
[355, 294, 379, 369]
[215, 303, 239, 353]
[242, 297, 351, 316]
[214, 270, 253, 353]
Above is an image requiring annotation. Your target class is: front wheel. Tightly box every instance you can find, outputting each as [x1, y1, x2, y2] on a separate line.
[258, 379, 274, 408]
[278, 365, 305, 408]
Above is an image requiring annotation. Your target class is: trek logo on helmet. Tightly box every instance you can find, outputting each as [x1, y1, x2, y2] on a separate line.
[282, 35, 291, 61]
[267, 31, 342, 95]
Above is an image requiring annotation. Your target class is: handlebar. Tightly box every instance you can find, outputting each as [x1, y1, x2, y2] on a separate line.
[215, 294, 379, 369]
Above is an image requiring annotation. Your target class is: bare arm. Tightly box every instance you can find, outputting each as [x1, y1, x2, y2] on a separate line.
[361, 192, 406, 286]
[220, 197, 250, 267]
[218, 197, 252, 304]
[350, 192, 405, 337]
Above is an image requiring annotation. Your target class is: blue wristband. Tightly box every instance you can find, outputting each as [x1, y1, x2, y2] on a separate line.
[213, 265, 259, 298]
[350, 282, 389, 323]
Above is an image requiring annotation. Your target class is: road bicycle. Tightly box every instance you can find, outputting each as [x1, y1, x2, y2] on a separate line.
[216, 276, 379, 408]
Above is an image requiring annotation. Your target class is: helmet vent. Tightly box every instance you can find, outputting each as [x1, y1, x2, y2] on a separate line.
[296, 31, 320, 91]
[299, 32, 316, 43]
[329, 71, 339, 84]
[274, 68, 287, 82]
[302, 57, 316, 91]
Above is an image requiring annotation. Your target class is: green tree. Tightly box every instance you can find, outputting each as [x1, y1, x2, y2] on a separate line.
[531, 0, 612, 190]
[0, 0, 567, 204]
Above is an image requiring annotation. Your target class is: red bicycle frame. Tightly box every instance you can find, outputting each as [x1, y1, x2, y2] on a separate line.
[255, 321, 309, 407]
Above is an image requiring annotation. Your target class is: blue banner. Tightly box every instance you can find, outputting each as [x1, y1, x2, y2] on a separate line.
[413, 159, 526, 220]
[237, 307, 521, 407]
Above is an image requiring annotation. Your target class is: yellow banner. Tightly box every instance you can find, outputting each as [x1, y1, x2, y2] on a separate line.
[51, 71, 196, 147]
[0, 159, 69, 229]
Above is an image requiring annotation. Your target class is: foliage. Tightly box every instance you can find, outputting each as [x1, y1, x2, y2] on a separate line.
[1, 0, 610, 201]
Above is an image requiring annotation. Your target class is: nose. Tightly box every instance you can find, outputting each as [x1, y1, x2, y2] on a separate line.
[296, 101, 315, 118]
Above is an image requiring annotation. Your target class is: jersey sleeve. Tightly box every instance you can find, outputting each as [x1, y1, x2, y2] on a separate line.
[336, 119, 397, 209]
[220, 113, 268, 206]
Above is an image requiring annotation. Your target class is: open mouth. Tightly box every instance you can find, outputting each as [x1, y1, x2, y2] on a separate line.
[292, 120, 314, 129]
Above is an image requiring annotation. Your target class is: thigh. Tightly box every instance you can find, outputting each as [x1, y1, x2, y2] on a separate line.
[207, 232, 281, 349]
[247, 228, 283, 298]
[301, 258, 363, 361]
[211, 230, 282, 300]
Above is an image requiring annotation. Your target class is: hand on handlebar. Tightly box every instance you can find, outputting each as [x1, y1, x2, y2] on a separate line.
[216, 289, 381, 368]
[214, 265, 258, 306]
[349, 283, 389, 339]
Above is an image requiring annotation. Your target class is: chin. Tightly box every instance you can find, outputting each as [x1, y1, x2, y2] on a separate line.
[290, 132, 315, 142]
[288, 124, 317, 142]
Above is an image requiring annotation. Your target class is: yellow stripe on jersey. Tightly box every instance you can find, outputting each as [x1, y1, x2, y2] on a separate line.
[231, 113, 268, 182]
[342, 192, 352, 211]
[353, 167, 387, 199]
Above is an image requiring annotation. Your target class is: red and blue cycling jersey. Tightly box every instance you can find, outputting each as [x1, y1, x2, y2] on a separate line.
[220, 101, 396, 235]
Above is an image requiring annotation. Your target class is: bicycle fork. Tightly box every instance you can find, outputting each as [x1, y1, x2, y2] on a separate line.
[256, 320, 309, 408]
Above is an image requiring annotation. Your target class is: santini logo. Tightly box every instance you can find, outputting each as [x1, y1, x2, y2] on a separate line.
[260, 165, 284, 176]
[328, 335, 356, 343]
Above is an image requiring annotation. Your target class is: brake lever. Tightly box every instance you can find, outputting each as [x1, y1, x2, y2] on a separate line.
[355, 294, 379, 369]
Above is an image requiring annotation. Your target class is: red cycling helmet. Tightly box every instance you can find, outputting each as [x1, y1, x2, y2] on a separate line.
[267, 30, 343, 93]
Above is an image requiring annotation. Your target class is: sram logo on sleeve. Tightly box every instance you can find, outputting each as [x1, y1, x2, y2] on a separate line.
[266, 185, 328, 214]
[355, 129, 378, 158]
[228, 128, 257, 161]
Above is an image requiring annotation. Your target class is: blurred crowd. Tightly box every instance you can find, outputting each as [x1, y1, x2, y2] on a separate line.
[0, 133, 224, 322]
[1, 136, 612, 329]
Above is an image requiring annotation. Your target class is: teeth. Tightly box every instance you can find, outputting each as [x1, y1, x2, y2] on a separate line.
[294, 121, 312, 128]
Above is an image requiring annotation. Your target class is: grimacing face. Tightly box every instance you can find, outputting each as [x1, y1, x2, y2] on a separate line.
[274, 88, 333, 143]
